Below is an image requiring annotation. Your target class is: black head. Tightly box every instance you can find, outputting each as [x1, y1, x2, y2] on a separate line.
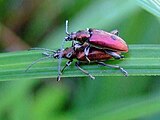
[53, 49, 64, 59]
[65, 32, 77, 41]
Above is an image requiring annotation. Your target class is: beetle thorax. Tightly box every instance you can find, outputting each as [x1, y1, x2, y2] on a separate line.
[72, 30, 90, 43]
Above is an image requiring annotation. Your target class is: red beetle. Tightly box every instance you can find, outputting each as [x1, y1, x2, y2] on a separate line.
[64, 20, 128, 62]
[26, 43, 128, 81]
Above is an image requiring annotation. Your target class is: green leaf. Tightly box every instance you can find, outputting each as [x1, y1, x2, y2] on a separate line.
[137, 0, 160, 18]
[75, 95, 160, 120]
[0, 44, 160, 81]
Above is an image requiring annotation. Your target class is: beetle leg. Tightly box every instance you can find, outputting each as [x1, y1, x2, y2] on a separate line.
[97, 61, 128, 77]
[57, 60, 73, 81]
[72, 40, 75, 47]
[84, 46, 91, 63]
[75, 62, 95, 79]
[104, 50, 123, 59]
[110, 29, 119, 36]
[73, 43, 82, 50]
[61, 60, 73, 73]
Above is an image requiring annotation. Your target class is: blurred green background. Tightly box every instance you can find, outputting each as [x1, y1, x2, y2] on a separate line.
[0, 0, 160, 120]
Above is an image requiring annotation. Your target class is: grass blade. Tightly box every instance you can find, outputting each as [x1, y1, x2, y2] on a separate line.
[0, 44, 160, 81]
[137, 0, 160, 17]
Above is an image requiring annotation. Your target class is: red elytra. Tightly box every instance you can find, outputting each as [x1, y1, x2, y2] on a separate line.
[89, 29, 128, 52]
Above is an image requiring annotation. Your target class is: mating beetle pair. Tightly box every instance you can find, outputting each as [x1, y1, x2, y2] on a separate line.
[26, 20, 128, 80]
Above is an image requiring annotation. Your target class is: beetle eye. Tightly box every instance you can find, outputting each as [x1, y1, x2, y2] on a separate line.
[65, 36, 69, 40]
[111, 35, 117, 40]
[88, 28, 92, 32]
[65, 34, 72, 41]
[53, 53, 58, 58]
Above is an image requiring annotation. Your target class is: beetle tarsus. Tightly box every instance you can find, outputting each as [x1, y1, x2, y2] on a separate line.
[57, 74, 61, 81]
[75, 62, 95, 79]
[119, 67, 128, 77]
[110, 29, 119, 36]
[97, 61, 128, 77]
[120, 55, 124, 58]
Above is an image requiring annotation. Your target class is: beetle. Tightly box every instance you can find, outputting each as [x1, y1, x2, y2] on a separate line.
[64, 20, 128, 62]
[25, 43, 128, 81]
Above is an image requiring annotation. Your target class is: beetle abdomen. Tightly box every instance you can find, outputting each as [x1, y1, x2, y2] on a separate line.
[77, 48, 113, 61]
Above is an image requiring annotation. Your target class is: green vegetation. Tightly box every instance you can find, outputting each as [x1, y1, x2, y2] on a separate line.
[0, 0, 160, 120]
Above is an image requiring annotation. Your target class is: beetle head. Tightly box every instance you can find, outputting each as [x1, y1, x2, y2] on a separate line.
[53, 49, 63, 58]
[65, 32, 77, 41]
[64, 20, 90, 43]
[53, 47, 75, 59]
[65, 30, 90, 43]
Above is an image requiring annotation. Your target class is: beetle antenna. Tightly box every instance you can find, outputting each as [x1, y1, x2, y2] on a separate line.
[28, 48, 56, 53]
[57, 20, 69, 80]
[25, 56, 51, 72]
[65, 20, 69, 35]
